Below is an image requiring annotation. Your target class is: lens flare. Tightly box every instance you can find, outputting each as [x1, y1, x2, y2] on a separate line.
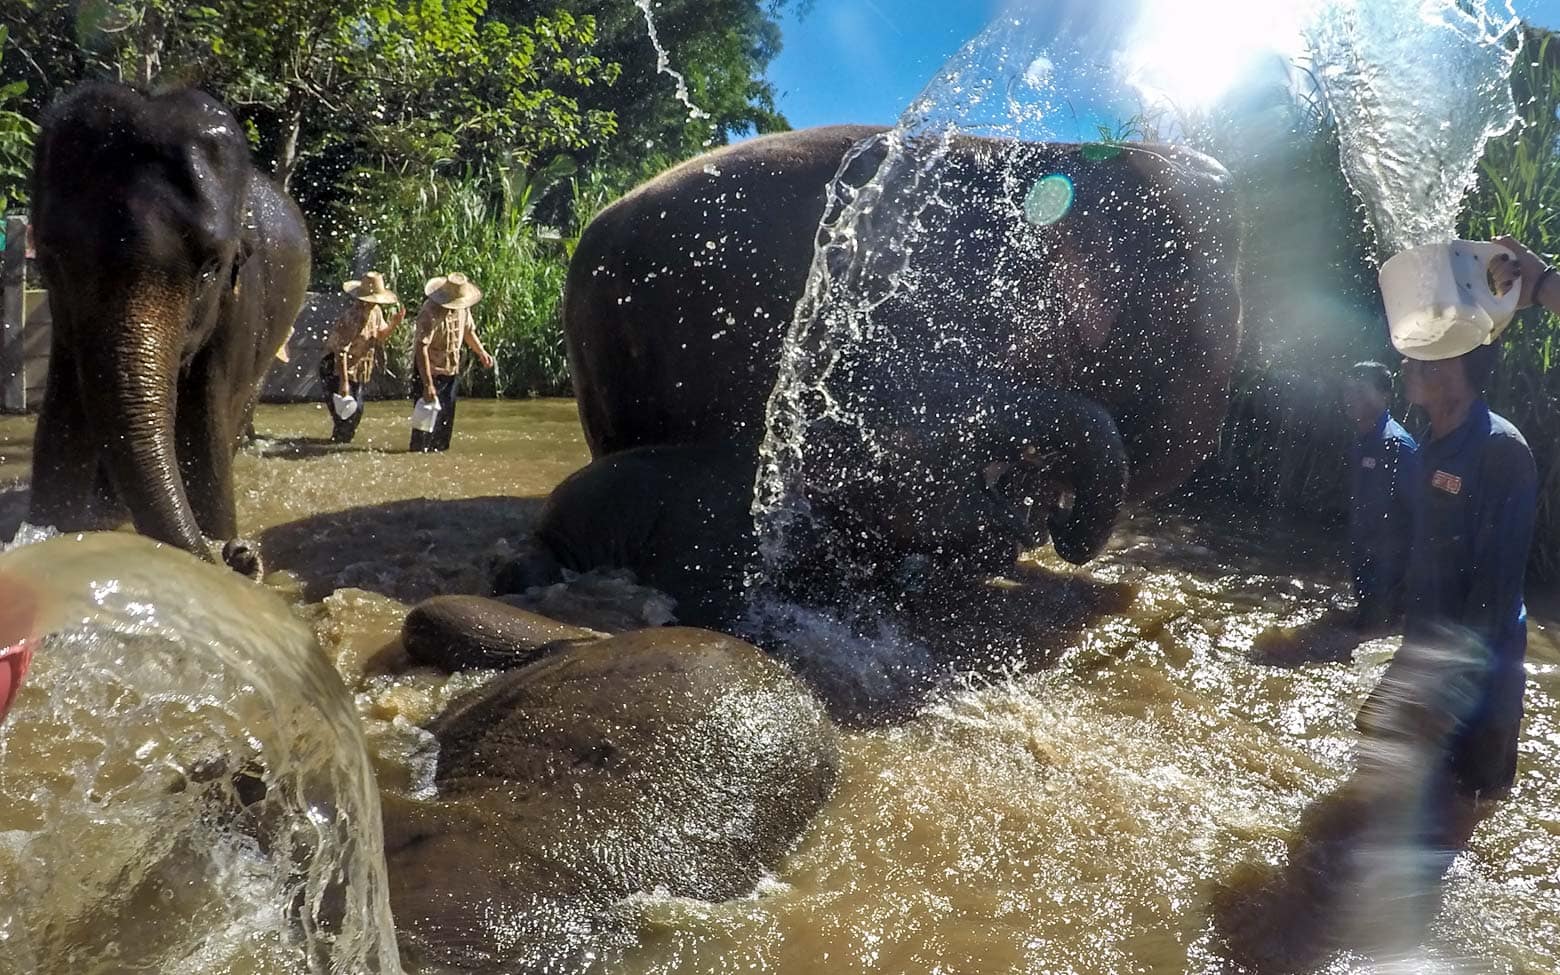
[1024, 173, 1075, 226]
[1124, 0, 1314, 110]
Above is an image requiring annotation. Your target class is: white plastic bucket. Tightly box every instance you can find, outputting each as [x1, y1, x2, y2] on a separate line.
[410, 397, 441, 433]
[331, 393, 359, 420]
[1379, 240, 1519, 361]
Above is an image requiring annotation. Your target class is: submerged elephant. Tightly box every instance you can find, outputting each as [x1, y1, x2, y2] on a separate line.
[28, 83, 310, 572]
[387, 599, 839, 972]
[562, 125, 1243, 581]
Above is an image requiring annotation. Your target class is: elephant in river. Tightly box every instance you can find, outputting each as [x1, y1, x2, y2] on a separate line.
[386, 599, 839, 972]
[28, 82, 310, 573]
[484, 127, 1242, 620]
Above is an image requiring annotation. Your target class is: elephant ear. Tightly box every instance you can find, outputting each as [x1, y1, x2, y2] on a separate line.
[1049, 213, 1122, 353]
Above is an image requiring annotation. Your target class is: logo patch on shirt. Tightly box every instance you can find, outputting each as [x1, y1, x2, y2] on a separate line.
[1362, 457, 1377, 469]
[1431, 470, 1463, 495]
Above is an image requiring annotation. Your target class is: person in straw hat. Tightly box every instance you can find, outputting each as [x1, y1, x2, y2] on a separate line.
[410, 271, 493, 452]
[1357, 242, 1537, 853]
[324, 270, 404, 443]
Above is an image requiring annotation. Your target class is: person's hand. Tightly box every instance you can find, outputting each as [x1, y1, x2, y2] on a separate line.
[479, 350, 494, 369]
[390, 307, 406, 329]
[1492, 235, 1550, 308]
[338, 384, 350, 398]
[423, 384, 437, 402]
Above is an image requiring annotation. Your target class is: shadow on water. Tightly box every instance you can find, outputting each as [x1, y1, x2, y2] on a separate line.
[245, 436, 383, 462]
[906, 561, 1140, 674]
[259, 495, 546, 603]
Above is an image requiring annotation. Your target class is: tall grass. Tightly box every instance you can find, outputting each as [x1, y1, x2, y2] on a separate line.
[351, 159, 625, 398]
[1459, 29, 1560, 579]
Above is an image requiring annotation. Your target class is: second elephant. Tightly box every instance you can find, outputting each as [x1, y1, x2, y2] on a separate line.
[564, 126, 1244, 578]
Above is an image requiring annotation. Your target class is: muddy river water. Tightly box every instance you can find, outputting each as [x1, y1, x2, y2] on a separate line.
[1, 401, 1556, 974]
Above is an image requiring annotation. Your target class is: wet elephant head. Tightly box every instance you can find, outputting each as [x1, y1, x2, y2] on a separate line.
[787, 381, 1130, 594]
[29, 82, 309, 570]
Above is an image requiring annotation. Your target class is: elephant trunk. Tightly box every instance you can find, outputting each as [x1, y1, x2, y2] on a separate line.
[995, 389, 1129, 565]
[88, 278, 211, 562]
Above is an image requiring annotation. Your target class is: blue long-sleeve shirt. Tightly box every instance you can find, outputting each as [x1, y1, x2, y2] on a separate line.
[1403, 401, 1536, 728]
[1349, 410, 1419, 616]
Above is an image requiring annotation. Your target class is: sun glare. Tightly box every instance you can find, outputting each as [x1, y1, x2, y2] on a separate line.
[1125, 0, 1315, 111]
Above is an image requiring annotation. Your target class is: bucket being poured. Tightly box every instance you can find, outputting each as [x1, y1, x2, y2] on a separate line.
[1380, 240, 1519, 361]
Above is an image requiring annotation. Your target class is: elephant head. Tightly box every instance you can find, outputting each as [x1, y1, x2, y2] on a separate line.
[30, 83, 306, 568]
[770, 376, 1129, 605]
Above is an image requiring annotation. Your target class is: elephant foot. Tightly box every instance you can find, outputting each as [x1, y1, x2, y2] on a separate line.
[221, 538, 265, 579]
[402, 596, 601, 672]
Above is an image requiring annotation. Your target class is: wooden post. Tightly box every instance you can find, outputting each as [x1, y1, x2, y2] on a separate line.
[0, 216, 26, 414]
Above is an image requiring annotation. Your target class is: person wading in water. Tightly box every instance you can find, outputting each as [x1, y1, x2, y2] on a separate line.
[1216, 241, 1538, 970]
[324, 271, 403, 443]
[1342, 361, 1419, 634]
[410, 272, 494, 453]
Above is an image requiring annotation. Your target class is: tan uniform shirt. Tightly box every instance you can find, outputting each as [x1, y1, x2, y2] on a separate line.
[327, 303, 389, 384]
[414, 302, 474, 378]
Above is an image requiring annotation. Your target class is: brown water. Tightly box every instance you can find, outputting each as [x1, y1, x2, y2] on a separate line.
[1, 402, 1557, 974]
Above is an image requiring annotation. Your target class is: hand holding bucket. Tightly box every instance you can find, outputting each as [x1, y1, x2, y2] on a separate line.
[1380, 240, 1520, 361]
[410, 397, 441, 433]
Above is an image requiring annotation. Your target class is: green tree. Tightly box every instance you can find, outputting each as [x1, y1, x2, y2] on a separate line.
[0, 0, 617, 188]
[0, 26, 36, 211]
[488, 0, 806, 163]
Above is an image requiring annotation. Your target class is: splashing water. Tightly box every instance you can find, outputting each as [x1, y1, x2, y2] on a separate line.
[747, 0, 1525, 964]
[751, 0, 1522, 606]
[1306, 0, 1521, 252]
[632, 0, 712, 125]
[0, 534, 400, 974]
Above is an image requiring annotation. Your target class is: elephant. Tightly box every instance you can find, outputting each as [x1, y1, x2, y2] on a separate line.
[561, 125, 1243, 584]
[27, 82, 310, 573]
[489, 444, 759, 631]
[386, 599, 840, 973]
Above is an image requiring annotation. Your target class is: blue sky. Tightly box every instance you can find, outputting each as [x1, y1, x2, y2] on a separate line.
[764, 0, 1560, 130]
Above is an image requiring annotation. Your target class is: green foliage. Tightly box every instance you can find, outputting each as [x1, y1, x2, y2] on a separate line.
[361, 164, 623, 398]
[0, 27, 35, 212]
[487, 0, 804, 163]
[1460, 26, 1560, 579]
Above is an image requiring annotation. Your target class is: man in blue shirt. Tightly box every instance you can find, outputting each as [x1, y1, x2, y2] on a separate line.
[1343, 362, 1419, 632]
[1368, 341, 1537, 843]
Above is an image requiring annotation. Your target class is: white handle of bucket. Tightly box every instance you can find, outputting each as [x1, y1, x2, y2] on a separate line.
[1459, 241, 1521, 336]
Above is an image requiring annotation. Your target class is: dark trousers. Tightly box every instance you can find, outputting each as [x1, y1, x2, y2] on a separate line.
[410, 375, 459, 452]
[326, 378, 367, 443]
[320, 355, 367, 443]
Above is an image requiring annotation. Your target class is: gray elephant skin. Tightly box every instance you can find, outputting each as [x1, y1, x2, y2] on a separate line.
[522, 126, 1242, 613]
[28, 83, 310, 569]
[386, 603, 840, 973]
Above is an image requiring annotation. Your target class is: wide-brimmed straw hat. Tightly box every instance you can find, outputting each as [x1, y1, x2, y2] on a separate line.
[424, 272, 483, 310]
[342, 271, 398, 304]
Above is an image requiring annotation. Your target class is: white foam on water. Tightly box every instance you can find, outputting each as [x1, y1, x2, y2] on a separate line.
[4, 522, 56, 552]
